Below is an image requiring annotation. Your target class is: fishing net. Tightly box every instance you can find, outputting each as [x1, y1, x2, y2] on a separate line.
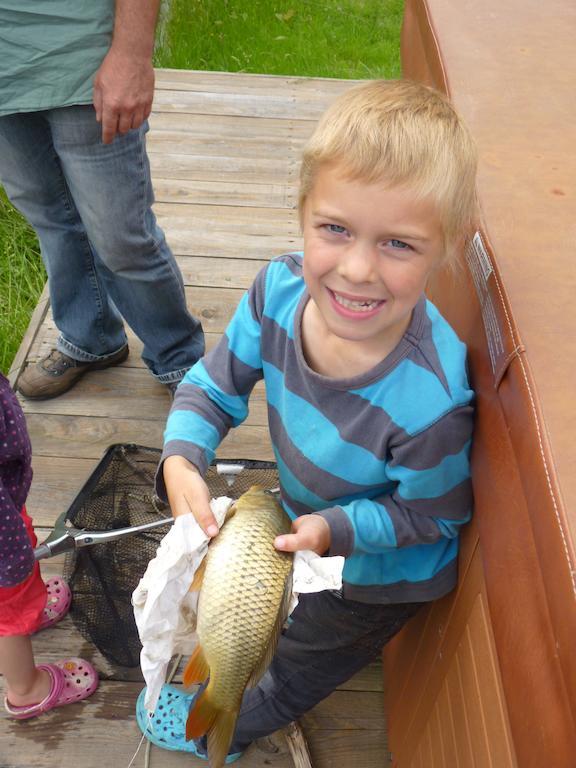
[63, 443, 278, 667]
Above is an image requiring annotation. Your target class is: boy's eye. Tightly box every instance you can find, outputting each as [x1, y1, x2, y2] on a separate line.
[325, 223, 347, 235]
[387, 239, 411, 250]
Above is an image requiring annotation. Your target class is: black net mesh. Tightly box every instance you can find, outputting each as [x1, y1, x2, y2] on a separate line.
[63, 443, 278, 667]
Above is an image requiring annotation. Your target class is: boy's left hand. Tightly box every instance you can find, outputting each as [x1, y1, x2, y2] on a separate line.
[274, 514, 331, 556]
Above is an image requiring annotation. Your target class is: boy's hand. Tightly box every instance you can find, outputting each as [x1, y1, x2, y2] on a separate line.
[274, 514, 331, 556]
[163, 455, 219, 538]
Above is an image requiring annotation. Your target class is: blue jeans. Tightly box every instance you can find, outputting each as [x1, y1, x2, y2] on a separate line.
[0, 106, 204, 382]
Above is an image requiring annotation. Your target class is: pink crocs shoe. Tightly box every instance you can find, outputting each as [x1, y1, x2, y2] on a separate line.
[4, 657, 99, 720]
[37, 577, 72, 631]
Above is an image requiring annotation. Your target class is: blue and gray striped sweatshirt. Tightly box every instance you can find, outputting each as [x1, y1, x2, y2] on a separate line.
[160, 253, 474, 604]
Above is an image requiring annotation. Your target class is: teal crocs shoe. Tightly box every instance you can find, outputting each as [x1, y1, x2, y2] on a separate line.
[136, 685, 243, 762]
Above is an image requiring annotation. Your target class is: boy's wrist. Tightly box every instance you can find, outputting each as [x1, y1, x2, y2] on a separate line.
[164, 454, 199, 473]
[316, 507, 354, 558]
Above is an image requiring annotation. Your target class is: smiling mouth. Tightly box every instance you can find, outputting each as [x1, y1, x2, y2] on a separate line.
[331, 290, 384, 313]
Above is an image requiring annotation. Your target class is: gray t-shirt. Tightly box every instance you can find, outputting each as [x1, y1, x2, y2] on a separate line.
[0, 0, 114, 116]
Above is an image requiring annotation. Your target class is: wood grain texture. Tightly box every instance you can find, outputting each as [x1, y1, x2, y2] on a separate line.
[391, 546, 517, 768]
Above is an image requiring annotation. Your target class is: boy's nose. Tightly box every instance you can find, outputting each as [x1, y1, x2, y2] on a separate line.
[338, 242, 378, 283]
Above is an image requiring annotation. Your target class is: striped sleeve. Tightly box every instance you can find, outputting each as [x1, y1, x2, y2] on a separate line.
[158, 266, 267, 488]
[319, 406, 474, 557]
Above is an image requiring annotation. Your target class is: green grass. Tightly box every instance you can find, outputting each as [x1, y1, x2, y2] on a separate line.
[0, 188, 45, 374]
[0, 0, 402, 373]
[154, 0, 403, 79]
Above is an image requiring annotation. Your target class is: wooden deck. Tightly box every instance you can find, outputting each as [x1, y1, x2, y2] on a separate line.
[2, 70, 388, 768]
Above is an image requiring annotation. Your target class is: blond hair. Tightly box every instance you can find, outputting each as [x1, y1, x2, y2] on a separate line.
[299, 79, 478, 262]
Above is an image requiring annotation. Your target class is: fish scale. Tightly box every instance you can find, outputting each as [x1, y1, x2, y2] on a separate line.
[185, 486, 293, 767]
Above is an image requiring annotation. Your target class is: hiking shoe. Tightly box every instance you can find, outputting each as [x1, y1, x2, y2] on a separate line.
[17, 345, 129, 400]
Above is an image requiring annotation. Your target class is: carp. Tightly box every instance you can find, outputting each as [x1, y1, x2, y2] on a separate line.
[183, 485, 293, 767]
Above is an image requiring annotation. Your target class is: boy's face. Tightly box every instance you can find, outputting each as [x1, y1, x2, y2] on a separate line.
[302, 164, 445, 357]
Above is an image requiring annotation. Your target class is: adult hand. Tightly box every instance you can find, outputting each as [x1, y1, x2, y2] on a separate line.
[274, 514, 331, 556]
[163, 455, 219, 538]
[93, 47, 154, 144]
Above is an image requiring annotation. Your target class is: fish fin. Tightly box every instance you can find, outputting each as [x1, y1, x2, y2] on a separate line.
[189, 556, 207, 592]
[247, 570, 293, 688]
[185, 685, 217, 740]
[223, 501, 238, 524]
[189, 504, 238, 593]
[207, 709, 239, 768]
[183, 644, 210, 688]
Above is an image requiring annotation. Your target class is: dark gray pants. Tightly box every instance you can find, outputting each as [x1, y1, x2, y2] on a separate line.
[229, 590, 423, 752]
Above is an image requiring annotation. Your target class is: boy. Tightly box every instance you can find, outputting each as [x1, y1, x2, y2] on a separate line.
[136, 79, 477, 760]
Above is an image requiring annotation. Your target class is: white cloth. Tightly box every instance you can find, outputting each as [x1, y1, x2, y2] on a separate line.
[132, 497, 344, 712]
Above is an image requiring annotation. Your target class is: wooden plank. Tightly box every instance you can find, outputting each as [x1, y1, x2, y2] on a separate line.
[424, 725, 436, 768]
[306, 728, 389, 768]
[20, 367, 172, 419]
[153, 177, 297, 209]
[178, 255, 268, 289]
[386, 528, 481, 755]
[152, 88, 332, 121]
[149, 111, 314, 141]
[0, 680, 295, 768]
[149, 150, 296, 185]
[155, 201, 298, 224]
[169, 230, 301, 259]
[25, 413, 166, 458]
[468, 596, 516, 767]
[447, 656, 476, 768]
[458, 625, 492, 767]
[28, 457, 100, 526]
[411, 742, 423, 768]
[20, 368, 269, 424]
[8, 284, 49, 387]
[28, 328, 231, 371]
[154, 68, 360, 97]
[185, 285, 253, 332]
[436, 681, 460, 768]
[284, 722, 313, 768]
[155, 203, 300, 232]
[429, 705, 446, 768]
[341, 661, 383, 693]
[148, 129, 307, 160]
[24, 413, 273, 462]
[302, 689, 384, 731]
[165, 228, 299, 259]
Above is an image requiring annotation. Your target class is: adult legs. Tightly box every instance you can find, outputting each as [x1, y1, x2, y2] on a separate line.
[228, 591, 422, 753]
[47, 105, 204, 382]
[0, 111, 128, 360]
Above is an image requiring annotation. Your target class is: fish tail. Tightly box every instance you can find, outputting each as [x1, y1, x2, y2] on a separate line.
[207, 709, 239, 768]
[185, 685, 217, 740]
[183, 644, 210, 688]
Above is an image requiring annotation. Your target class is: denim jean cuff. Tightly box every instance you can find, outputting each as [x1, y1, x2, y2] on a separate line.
[57, 336, 127, 363]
